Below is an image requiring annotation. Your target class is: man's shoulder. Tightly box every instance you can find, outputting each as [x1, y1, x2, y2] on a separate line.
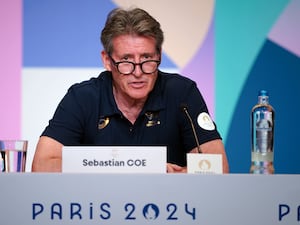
[69, 71, 110, 92]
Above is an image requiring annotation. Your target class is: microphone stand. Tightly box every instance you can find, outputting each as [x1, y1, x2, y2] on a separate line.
[181, 105, 202, 153]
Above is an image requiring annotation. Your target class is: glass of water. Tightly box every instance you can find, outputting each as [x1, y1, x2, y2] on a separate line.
[0, 140, 28, 172]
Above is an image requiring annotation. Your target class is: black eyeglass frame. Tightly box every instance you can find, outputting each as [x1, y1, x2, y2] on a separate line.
[109, 55, 161, 75]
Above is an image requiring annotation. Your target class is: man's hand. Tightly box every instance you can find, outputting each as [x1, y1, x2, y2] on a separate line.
[166, 163, 187, 173]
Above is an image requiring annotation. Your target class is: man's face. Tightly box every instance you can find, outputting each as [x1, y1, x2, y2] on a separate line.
[102, 34, 160, 102]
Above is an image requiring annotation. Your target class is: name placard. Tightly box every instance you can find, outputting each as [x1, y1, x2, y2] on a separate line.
[187, 153, 223, 174]
[62, 146, 166, 173]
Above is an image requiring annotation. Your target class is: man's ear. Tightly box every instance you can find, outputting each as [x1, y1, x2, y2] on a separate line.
[101, 51, 112, 71]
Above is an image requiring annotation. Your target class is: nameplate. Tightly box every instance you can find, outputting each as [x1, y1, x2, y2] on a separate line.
[62, 146, 166, 173]
[187, 153, 223, 174]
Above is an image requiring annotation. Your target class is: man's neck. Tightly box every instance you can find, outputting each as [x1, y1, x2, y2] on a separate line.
[113, 86, 146, 124]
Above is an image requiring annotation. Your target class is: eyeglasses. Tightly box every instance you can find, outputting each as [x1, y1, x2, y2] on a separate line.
[109, 55, 160, 75]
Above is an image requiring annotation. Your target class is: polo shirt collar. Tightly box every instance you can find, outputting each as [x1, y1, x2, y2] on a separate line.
[98, 70, 165, 118]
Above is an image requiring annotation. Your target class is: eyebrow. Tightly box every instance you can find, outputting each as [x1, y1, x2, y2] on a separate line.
[117, 52, 157, 60]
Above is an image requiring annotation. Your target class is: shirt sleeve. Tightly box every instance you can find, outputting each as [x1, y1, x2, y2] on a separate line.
[41, 85, 86, 145]
[179, 81, 222, 152]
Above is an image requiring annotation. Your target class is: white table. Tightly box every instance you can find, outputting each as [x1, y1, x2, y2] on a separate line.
[1, 173, 299, 225]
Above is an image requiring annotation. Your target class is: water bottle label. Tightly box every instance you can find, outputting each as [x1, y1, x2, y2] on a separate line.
[251, 152, 273, 162]
[254, 111, 273, 153]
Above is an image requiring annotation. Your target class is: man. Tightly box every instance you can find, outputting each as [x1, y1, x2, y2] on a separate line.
[32, 7, 229, 173]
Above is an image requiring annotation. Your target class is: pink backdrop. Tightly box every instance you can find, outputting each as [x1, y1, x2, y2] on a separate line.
[0, 0, 22, 139]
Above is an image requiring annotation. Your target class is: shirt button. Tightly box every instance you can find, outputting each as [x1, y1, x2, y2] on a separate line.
[129, 127, 133, 132]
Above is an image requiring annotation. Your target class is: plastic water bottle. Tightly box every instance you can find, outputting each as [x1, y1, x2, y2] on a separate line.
[250, 90, 275, 174]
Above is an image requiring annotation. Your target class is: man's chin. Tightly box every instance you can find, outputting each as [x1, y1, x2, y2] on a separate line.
[128, 91, 149, 101]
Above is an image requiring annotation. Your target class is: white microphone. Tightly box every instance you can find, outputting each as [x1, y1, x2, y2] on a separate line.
[180, 103, 202, 153]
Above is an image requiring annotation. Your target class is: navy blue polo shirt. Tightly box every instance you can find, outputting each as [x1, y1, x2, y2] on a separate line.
[42, 70, 221, 166]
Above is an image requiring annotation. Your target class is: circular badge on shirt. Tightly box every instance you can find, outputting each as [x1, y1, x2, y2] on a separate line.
[197, 112, 215, 131]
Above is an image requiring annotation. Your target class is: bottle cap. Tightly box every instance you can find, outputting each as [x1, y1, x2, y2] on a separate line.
[259, 90, 268, 96]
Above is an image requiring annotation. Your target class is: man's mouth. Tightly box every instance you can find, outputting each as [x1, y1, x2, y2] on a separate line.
[129, 81, 146, 88]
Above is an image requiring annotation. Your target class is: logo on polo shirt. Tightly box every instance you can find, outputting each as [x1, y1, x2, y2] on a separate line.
[145, 112, 160, 127]
[197, 112, 215, 131]
[98, 117, 110, 129]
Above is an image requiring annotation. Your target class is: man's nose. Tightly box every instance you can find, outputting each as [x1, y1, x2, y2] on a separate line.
[132, 63, 143, 77]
